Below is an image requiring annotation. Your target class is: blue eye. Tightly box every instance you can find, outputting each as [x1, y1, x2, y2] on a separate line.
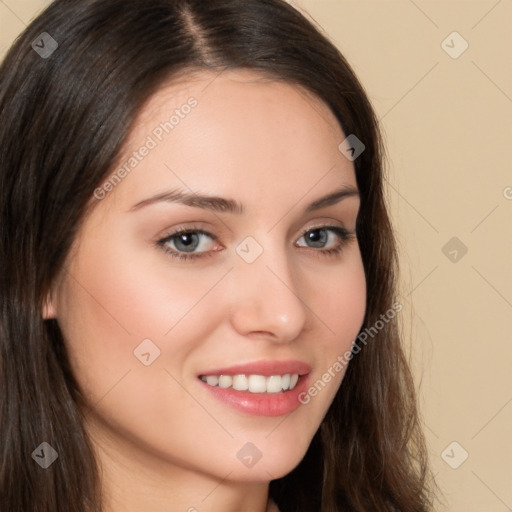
[297, 226, 353, 251]
[156, 225, 355, 262]
[157, 229, 218, 261]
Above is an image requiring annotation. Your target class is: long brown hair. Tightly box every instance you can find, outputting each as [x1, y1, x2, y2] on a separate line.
[0, 0, 436, 510]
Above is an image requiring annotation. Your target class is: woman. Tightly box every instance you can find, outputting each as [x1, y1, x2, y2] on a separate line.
[0, 0, 437, 510]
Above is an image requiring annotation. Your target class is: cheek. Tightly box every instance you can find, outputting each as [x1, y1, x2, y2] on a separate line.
[56, 232, 232, 400]
[302, 251, 366, 406]
[62, 229, 219, 339]
[53, 240, 167, 396]
[319, 251, 367, 350]
[55, 238, 231, 457]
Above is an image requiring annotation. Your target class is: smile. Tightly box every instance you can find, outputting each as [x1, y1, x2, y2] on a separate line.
[199, 373, 300, 393]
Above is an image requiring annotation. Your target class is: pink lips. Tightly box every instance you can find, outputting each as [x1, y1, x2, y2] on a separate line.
[197, 359, 312, 417]
[198, 360, 311, 377]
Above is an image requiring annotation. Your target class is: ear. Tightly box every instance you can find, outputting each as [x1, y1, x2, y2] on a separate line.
[42, 290, 58, 319]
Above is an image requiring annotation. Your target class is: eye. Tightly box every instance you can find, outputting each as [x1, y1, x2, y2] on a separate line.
[296, 226, 356, 257]
[156, 225, 356, 262]
[157, 228, 219, 261]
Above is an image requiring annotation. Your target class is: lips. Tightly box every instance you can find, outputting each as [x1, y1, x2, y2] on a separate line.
[197, 360, 312, 416]
[198, 360, 311, 378]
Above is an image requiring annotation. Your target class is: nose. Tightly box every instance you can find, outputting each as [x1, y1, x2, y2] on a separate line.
[228, 240, 308, 343]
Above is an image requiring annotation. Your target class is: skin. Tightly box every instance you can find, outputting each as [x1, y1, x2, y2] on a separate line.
[44, 69, 367, 512]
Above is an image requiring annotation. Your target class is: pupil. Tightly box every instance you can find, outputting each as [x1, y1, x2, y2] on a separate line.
[308, 229, 326, 247]
[181, 234, 193, 245]
[176, 233, 198, 252]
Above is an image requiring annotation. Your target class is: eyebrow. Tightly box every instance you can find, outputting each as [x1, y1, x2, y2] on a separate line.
[129, 185, 359, 214]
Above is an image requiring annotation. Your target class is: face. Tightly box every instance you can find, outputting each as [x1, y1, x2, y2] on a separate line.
[46, 69, 366, 485]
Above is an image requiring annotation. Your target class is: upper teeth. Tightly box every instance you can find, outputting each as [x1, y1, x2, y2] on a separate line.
[200, 374, 299, 393]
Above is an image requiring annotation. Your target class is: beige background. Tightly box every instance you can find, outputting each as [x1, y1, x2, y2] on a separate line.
[1, 1, 511, 510]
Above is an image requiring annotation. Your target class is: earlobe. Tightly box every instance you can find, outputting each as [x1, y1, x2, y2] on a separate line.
[42, 291, 57, 319]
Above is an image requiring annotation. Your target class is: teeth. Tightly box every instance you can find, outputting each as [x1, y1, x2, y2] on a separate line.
[248, 375, 267, 393]
[266, 375, 282, 393]
[200, 373, 300, 393]
[206, 375, 219, 386]
[232, 374, 249, 391]
[218, 375, 232, 388]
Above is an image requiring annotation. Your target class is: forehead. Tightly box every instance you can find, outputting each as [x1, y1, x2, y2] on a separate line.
[98, 68, 356, 215]
[136, 68, 340, 131]
[126, 68, 345, 160]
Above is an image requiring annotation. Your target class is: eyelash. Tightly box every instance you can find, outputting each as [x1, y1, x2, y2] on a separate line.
[156, 225, 356, 262]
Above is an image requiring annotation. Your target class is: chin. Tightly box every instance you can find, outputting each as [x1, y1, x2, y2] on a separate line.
[225, 440, 312, 483]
